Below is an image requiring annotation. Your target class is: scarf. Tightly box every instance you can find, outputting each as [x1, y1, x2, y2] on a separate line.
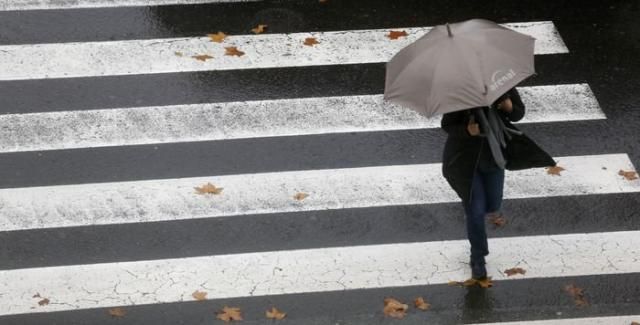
[474, 107, 523, 169]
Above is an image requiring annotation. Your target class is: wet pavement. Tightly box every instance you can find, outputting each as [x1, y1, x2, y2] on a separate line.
[0, 0, 639, 324]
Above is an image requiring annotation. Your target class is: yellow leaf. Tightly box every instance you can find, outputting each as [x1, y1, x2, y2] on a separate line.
[265, 307, 287, 320]
[208, 31, 227, 43]
[293, 192, 309, 201]
[108, 307, 126, 318]
[546, 165, 565, 176]
[303, 37, 320, 46]
[619, 169, 639, 180]
[504, 267, 526, 276]
[192, 290, 207, 301]
[192, 54, 214, 61]
[225, 46, 245, 57]
[174, 51, 183, 57]
[216, 306, 243, 322]
[414, 297, 431, 311]
[194, 182, 223, 195]
[387, 30, 408, 40]
[251, 24, 268, 34]
[383, 297, 408, 319]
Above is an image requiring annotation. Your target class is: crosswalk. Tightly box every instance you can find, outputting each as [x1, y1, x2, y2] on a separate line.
[0, 1, 638, 324]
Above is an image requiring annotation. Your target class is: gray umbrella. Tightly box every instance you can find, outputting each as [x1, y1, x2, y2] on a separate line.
[384, 19, 536, 117]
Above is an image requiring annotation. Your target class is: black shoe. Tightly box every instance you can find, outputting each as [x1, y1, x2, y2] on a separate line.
[470, 258, 487, 280]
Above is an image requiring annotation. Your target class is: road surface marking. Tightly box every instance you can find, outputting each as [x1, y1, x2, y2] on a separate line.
[0, 21, 568, 80]
[0, 230, 638, 315]
[472, 315, 640, 325]
[0, 83, 602, 153]
[0, 0, 261, 11]
[0, 154, 636, 231]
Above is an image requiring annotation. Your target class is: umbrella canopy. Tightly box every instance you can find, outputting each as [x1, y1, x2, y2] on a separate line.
[384, 19, 536, 117]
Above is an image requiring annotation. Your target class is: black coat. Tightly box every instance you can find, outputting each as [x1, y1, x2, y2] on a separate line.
[441, 88, 556, 203]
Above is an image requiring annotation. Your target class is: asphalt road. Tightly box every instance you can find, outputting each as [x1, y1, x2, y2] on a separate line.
[0, 0, 639, 324]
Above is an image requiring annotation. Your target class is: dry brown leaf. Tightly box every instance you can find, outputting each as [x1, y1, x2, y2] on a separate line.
[619, 169, 639, 180]
[216, 306, 243, 322]
[192, 290, 208, 301]
[564, 284, 589, 307]
[387, 30, 408, 40]
[293, 192, 309, 201]
[630, 322, 640, 325]
[175, 51, 184, 57]
[194, 182, 223, 195]
[225, 46, 245, 57]
[451, 277, 494, 288]
[414, 297, 431, 311]
[38, 298, 50, 306]
[303, 37, 320, 46]
[488, 213, 507, 227]
[192, 54, 214, 61]
[504, 267, 526, 276]
[208, 31, 227, 43]
[32, 293, 41, 298]
[383, 297, 408, 319]
[265, 307, 287, 320]
[546, 165, 565, 176]
[108, 307, 126, 318]
[251, 24, 268, 34]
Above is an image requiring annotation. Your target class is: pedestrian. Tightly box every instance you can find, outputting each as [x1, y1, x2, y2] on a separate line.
[440, 87, 555, 280]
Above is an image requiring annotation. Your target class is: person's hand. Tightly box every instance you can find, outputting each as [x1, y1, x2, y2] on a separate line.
[467, 119, 481, 136]
[497, 98, 513, 113]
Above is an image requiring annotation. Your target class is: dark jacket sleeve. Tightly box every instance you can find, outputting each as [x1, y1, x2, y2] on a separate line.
[441, 110, 472, 138]
[499, 88, 525, 122]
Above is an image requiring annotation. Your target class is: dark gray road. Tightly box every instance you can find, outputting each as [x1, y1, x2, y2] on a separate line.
[0, 0, 639, 324]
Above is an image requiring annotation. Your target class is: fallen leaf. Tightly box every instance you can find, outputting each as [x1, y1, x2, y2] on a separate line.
[108, 307, 126, 318]
[194, 182, 223, 195]
[303, 37, 320, 46]
[546, 165, 565, 176]
[265, 307, 287, 320]
[504, 267, 526, 276]
[450, 277, 494, 288]
[192, 54, 214, 61]
[630, 322, 639, 325]
[293, 192, 309, 201]
[564, 284, 589, 307]
[225, 46, 245, 57]
[251, 24, 268, 34]
[32, 293, 41, 298]
[387, 30, 408, 40]
[619, 169, 639, 180]
[175, 51, 183, 57]
[208, 31, 227, 43]
[414, 297, 431, 311]
[192, 290, 207, 301]
[383, 297, 408, 319]
[216, 306, 243, 322]
[488, 213, 507, 227]
[38, 298, 50, 306]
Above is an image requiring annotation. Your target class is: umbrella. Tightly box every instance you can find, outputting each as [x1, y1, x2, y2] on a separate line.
[384, 19, 536, 117]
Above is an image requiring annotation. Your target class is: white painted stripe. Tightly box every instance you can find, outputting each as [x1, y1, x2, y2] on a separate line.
[0, 84, 603, 153]
[1, 230, 639, 315]
[0, 154, 637, 231]
[0, 0, 260, 11]
[473, 315, 640, 325]
[0, 21, 568, 80]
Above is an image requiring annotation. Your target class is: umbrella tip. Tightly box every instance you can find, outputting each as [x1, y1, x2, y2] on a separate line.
[446, 23, 452, 37]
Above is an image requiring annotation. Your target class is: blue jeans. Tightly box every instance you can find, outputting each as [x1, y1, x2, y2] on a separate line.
[464, 166, 505, 261]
